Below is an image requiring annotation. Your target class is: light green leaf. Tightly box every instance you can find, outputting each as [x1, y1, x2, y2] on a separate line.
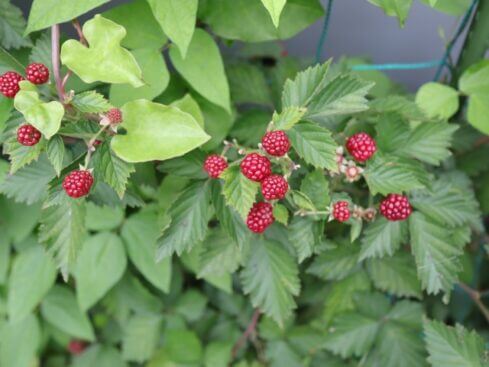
[72, 345, 127, 367]
[122, 211, 172, 293]
[171, 94, 204, 128]
[204, 341, 233, 367]
[359, 217, 407, 260]
[122, 313, 162, 363]
[111, 99, 210, 163]
[165, 329, 203, 364]
[110, 48, 169, 105]
[14, 83, 64, 139]
[72, 91, 112, 114]
[85, 203, 124, 231]
[289, 189, 316, 211]
[46, 135, 65, 175]
[60, 15, 144, 87]
[198, 96, 234, 151]
[409, 212, 462, 296]
[307, 243, 359, 281]
[415, 82, 459, 119]
[288, 122, 338, 171]
[364, 155, 429, 195]
[272, 106, 306, 130]
[288, 217, 322, 263]
[419, 0, 471, 15]
[7, 245, 56, 322]
[75, 232, 127, 311]
[26, 0, 110, 34]
[260, 0, 287, 27]
[241, 239, 300, 325]
[424, 320, 487, 367]
[0, 1, 31, 49]
[147, 0, 198, 58]
[459, 60, 489, 95]
[170, 29, 230, 112]
[273, 203, 289, 225]
[199, 229, 240, 277]
[0, 236, 10, 285]
[41, 285, 95, 341]
[156, 180, 212, 259]
[0, 315, 41, 367]
[368, 0, 413, 27]
[175, 290, 208, 322]
[467, 93, 489, 135]
[221, 165, 259, 220]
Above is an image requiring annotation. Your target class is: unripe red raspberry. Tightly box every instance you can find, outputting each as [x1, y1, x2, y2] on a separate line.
[240, 153, 271, 182]
[246, 202, 274, 233]
[261, 130, 291, 157]
[204, 154, 228, 178]
[17, 124, 41, 146]
[261, 175, 288, 200]
[106, 108, 123, 124]
[380, 194, 412, 221]
[346, 132, 377, 162]
[62, 170, 94, 198]
[68, 340, 87, 355]
[332, 201, 350, 222]
[0, 71, 24, 98]
[25, 63, 50, 85]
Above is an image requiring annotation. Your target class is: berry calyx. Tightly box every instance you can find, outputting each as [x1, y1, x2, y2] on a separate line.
[0, 71, 24, 98]
[346, 132, 377, 163]
[240, 153, 271, 182]
[62, 170, 94, 198]
[17, 124, 41, 146]
[106, 108, 123, 124]
[261, 130, 291, 157]
[261, 175, 288, 200]
[246, 202, 274, 233]
[68, 340, 87, 355]
[332, 201, 350, 222]
[25, 63, 50, 85]
[204, 154, 228, 178]
[380, 194, 412, 221]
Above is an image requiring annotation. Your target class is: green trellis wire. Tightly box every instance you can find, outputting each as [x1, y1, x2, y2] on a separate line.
[314, 0, 479, 80]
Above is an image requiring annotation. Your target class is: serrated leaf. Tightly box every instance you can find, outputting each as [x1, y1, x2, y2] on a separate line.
[3, 135, 46, 174]
[46, 135, 65, 175]
[0, 0, 31, 49]
[424, 320, 488, 367]
[289, 189, 316, 211]
[359, 217, 407, 260]
[273, 203, 289, 225]
[288, 122, 338, 171]
[369, 95, 426, 121]
[272, 106, 306, 130]
[409, 212, 462, 296]
[415, 82, 459, 119]
[300, 169, 330, 210]
[198, 229, 240, 277]
[72, 91, 112, 113]
[288, 217, 322, 262]
[39, 198, 87, 281]
[221, 165, 259, 220]
[241, 238, 300, 325]
[122, 313, 162, 363]
[156, 180, 212, 260]
[364, 154, 429, 195]
[0, 46, 24, 73]
[307, 243, 359, 281]
[29, 33, 52, 76]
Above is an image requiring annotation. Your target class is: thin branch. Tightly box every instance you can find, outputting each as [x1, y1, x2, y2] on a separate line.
[230, 309, 261, 363]
[458, 282, 489, 323]
[51, 24, 65, 102]
[72, 19, 87, 46]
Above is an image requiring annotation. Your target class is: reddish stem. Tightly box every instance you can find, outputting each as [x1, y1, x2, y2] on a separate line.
[230, 309, 261, 362]
[51, 24, 65, 102]
[72, 19, 87, 46]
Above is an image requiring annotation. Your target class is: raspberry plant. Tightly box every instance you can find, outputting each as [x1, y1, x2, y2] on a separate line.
[0, 0, 489, 366]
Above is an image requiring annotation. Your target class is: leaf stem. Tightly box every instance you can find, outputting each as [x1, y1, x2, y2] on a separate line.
[84, 124, 108, 167]
[229, 309, 261, 364]
[458, 282, 489, 323]
[51, 24, 66, 102]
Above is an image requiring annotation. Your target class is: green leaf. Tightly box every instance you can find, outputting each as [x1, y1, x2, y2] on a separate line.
[204, 341, 233, 367]
[72, 345, 127, 367]
[122, 313, 162, 363]
[198, 96, 234, 151]
[169, 29, 231, 112]
[368, 0, 413, 27]
[288, 217, 322, 263]
[288, 122, 338, 171]
[0, 46, 25, 73]
[221, 164, 259, 220]
[41, 285, 95, 341]
[419, 0, 471, 15]
[367, 252, 422, 298]
[260, 0, 287, 27]
[369, 95, 426, 121]
[156, 180, 212, 259]
[359, 218, 407, 260]
[459, 60, 489, 95]
[171, 94, 204, 128]
[14, 83, 64, 139]
[175, 290, 208, 322]
[7, 245, 56, 323]
[304, 74, 374, 123]
[415, 82, 459, 119]
[424, 320, 488, 367]
[72, 91, 112, 114]
[227, 62, 272, 106]
[307, 243, 360, 281]
[46, 135, 65, 175]
[60, 15, 144, 87]
[409, 212, 462, 296]
[122, 211, 172, 293]
[0, 315, 41, 367]
[364, 154, 429, 195]
[111, 99, 210, 163]
[147, 0, 198, 58]
[289, 189, 316, 211]
[199, 229, 240, 277]
[25, 0, 110, 34]
[241, 239, 300, 325]
[300, 170, 330, 210]
[75, 232, 127, 311]
[230, 110, 270, 147]
[91, 141, 135, 198]
[0, 1, 31, 49]
[467, 93, 489, 135]
[273, 203, 289, 225]
[85, 202, 124, 231]
[110, 48, 169, 105]
[272, 106, 306, 130]
[165, 329, 203, 364]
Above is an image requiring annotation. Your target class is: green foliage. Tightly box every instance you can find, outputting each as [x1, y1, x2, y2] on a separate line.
[221, 164, 260, 220]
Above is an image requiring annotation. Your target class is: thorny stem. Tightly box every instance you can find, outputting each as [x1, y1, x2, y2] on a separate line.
[51, 24, 65, 103]
[229, 309, 261, 364]
[458, 282, 489, 324]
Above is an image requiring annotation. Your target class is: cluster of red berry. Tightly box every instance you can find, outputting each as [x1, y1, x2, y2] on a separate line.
[0, 63, 50, 98]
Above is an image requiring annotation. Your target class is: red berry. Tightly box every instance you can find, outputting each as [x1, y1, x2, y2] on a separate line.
[332, 201, 350, 222]
[25, 63, 50, 85]
[17, 124, 41, 146]
[380, 194, 412, 221]
[261, 130, 291, 157]
[68, 340, 87, 355]
[106, 108, 123, 124]
[346, 132, 377, 163]
[246, 202, 274, 233]
[240, 153, 271, 182]
[0, 71, 24, 98]
[62, 170, 94, 198]
[204, 154, 228, 178]
[261, 175, 288, 200]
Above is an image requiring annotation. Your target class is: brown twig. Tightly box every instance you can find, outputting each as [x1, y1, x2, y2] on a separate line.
[72, 19, 87, 46]
[230, 309, 261, 364]
[458, 282, 489, 323]
[51, 24, 65, 102]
